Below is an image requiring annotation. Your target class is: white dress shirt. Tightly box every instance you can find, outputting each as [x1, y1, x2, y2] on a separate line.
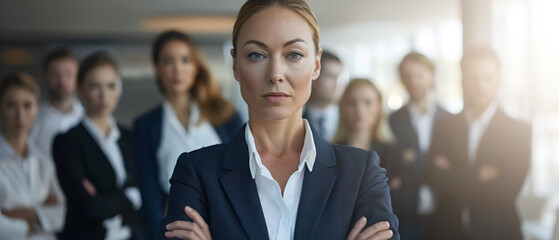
[0, 134, 66, 240]
[82, 117, 141, 240]
[304, 104, 339, 141]
[461, 100, 499, 230]
[407, 95, 437, 215]
[246, 120, 317, 240]
[31, 100, 84, 158]
[157, 101, 222, 194]
[465, 100, 499, 164]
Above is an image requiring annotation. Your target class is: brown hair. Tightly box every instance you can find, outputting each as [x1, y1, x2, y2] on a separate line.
[332, 78, 393, 145]
[398, 52, 435, 78]
[231, 0, 320, 57]
[42, 47, 78, 73]
[152, 30, 235, 126]
[0, 71, 41, 102]
[77, 51, 119, 86]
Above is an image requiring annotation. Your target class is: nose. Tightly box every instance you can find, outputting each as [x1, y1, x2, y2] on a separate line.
[268, 56, 285, 84]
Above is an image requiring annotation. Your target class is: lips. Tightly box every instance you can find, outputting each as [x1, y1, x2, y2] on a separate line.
[262, 92, 289, 103]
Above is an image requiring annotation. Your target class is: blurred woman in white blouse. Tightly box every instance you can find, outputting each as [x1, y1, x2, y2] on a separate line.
[0, 71, 66, 240]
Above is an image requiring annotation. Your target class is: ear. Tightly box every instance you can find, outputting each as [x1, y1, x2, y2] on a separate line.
[312, 49, 322, 81]
[231, 49, 240, 82]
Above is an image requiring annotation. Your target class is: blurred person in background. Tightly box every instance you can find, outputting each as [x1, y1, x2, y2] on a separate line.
[332, 78, 399, 173]
[133, 30, 243, 240]
[302, 50, 343, 141]
[0, 71, 66, 240]
[31, 47, 84, 159]
[53, 51, 142, 240]
[425, 47, 530, 240]
[389, 52, 451, 239]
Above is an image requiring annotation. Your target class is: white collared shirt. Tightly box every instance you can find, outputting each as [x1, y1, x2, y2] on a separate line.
[246, 120, 317, 240]
[0, 134, 66, 240]
[157, 100, 221, 194]
[465, 100, 499, 164]
[407, 94, 437, 215]
[82, 117, 141, 240]
[304, 104, 339, 141]
[407, 95, 437, 154]
[31, 99, 84, 158]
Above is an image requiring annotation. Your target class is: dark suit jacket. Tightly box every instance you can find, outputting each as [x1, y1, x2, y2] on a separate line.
[52, 123, 141, 240]
[159, 124, 400, 240]
[133, 104, 243, 239]
[425, 108, 531, 240]
[388, 104, 451, 216]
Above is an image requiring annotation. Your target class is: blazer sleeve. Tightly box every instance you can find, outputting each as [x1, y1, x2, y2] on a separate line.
[134, 117, 166, 240]
[52, 133, 134, 221]
[352, 150, 400, 239]
[159, 152, 208, 240]
[474, 124, 531, 205]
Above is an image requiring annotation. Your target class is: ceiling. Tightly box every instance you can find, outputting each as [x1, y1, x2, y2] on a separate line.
[0, 0, 459, 43]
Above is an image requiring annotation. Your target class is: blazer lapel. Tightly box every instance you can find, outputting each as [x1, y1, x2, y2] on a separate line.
[219, 124, 269, 239]
[294, 126, 337, 240]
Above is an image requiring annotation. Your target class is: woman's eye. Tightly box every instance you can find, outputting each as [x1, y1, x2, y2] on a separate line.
[288, 52, 303, 60]
[249, 53, 264, 60]
[182, 56, 190, 64]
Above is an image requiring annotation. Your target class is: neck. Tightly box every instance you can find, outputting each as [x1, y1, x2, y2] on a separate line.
[468, 103, 491, 120]
[2, 129, 28, 157]
[49, 96, 75, 113]
[166, 92, 191, 115]
[346, 129, 372, 150]
[307, 96, 330, 109]
[410, 96, 430, 114]
[248, 110, 305, 157]
[87, 114, 112, 137]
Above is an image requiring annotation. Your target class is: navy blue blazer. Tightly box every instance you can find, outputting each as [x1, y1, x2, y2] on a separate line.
[160, 124, 400, 240]
[134, 104, 243, 240]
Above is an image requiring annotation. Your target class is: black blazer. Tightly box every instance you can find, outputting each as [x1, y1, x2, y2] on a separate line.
[160, 124, 400, 240]
[425, 108, 531, 240]
[53, 123, 141, 240]
[133, 104, 243, 239]
[388, 104, 451, 215]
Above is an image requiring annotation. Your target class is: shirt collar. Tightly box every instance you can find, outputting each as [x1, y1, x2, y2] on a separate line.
[162, 99, 201, 128]
[246, 119, 317, 179]
[0, 133, 40, 162]
[465, 100, 499, 127]
[408, 94, 437, 119]
[82, 116, 120, 143]
[305, 104, 337, 120]
[43, 98, 84, 117]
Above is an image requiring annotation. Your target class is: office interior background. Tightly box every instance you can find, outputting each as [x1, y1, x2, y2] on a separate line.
[1, 0, 558, 239]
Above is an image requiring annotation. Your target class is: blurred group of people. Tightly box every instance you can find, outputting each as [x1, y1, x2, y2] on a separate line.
[304, 47, 531, 240]
[0, 28, 530, 240]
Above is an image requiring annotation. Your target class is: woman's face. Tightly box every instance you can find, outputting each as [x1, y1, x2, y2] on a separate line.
[343, 86, 381, 132]
[400, 61, 434, 102]
[233, 7, 321, 121]
[79, 65, 121, 118]
[156, 39, 198, 96]
[0, 87, 38, 134]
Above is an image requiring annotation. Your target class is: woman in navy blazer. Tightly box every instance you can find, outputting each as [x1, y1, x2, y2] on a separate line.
[134, 30, 242, 239]
[161, 0, 399, 239]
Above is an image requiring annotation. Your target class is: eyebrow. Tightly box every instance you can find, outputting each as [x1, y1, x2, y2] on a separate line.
[243, 38, 308, 48]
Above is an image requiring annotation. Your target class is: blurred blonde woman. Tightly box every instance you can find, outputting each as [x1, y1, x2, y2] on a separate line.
[0, 72, 66, 240]
[333, 78, 396, 169]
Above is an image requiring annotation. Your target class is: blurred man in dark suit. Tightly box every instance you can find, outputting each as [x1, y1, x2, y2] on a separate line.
[303, 51, 343, 141]
[389, 52, 451, 240]
[425, 47, 531, 240]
